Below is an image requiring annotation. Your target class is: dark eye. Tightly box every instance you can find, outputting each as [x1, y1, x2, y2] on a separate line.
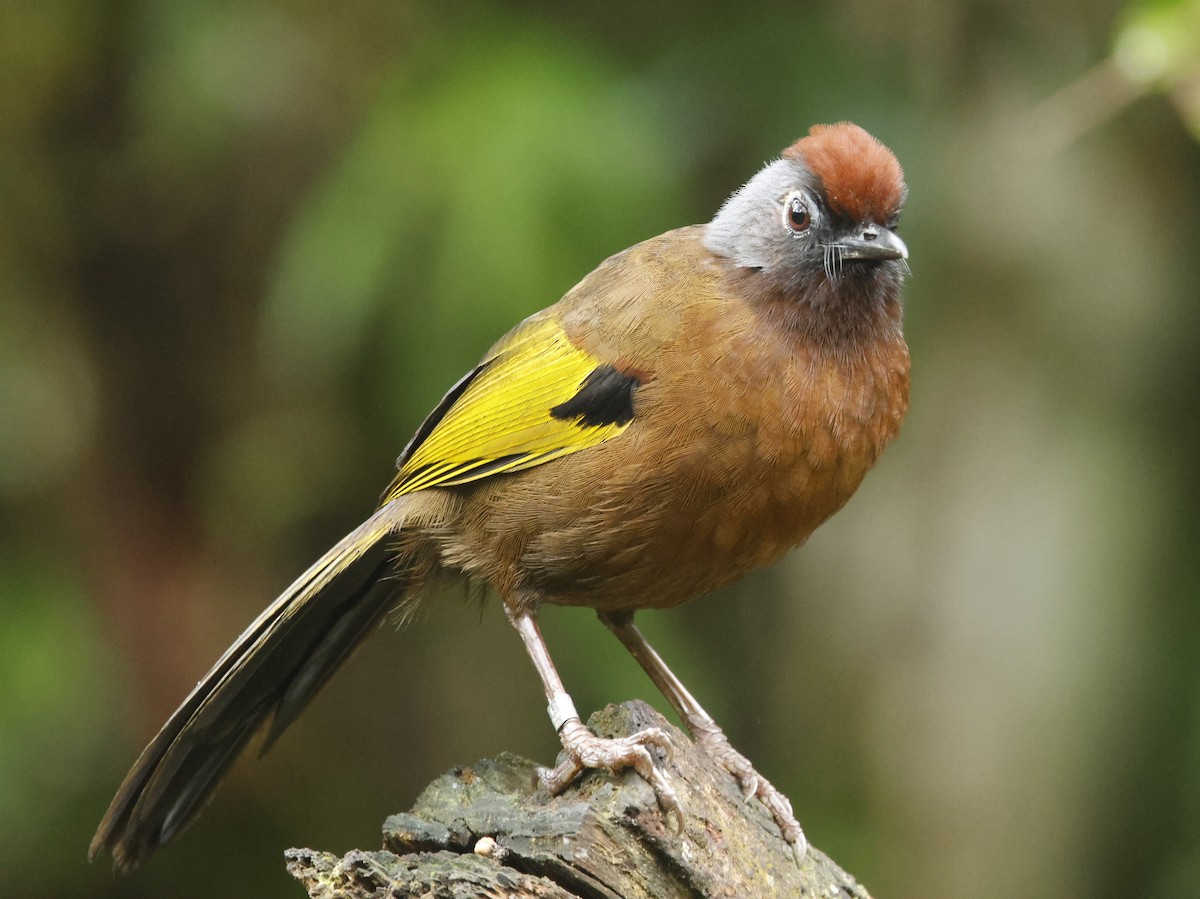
[784, 194, 811, 233]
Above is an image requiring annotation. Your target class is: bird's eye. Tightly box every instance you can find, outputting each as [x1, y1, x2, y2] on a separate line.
[784, 194, 812, 234]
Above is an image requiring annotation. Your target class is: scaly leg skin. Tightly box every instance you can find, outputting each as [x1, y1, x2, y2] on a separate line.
[541, 715, 682, 832]
[599, 610, 808, 864]
[506, 604, 683, 832]
[685, 712, 806, 860]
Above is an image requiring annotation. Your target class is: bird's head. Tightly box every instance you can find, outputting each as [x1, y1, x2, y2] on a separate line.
[705, 123, 908, 333]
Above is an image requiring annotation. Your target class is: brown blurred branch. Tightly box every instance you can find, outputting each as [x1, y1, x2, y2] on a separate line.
[286, 701, 872, 899]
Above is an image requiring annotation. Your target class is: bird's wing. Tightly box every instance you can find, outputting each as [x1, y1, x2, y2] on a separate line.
[382, 314, 642, 501]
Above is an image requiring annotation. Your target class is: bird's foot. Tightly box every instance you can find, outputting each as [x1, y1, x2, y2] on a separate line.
[693, 723, 807, 863]
[540, 717, 683, 832]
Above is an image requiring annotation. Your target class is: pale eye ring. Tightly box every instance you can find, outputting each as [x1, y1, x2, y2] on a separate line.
[783, 192, 813, 234]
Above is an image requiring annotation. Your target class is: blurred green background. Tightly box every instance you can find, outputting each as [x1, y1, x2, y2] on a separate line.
[3, 0, 1200, 896]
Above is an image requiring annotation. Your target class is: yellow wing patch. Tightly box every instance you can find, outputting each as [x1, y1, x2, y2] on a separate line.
[383, 316, 633, 501]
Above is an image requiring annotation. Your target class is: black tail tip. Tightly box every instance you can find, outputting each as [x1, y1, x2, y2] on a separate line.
[89, 831, 151, 874]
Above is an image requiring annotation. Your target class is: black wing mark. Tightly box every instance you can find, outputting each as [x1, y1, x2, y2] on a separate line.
[550, 364, 641, 428]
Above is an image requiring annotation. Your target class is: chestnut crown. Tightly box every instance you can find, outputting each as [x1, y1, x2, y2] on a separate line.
[704, 123, 908, 289]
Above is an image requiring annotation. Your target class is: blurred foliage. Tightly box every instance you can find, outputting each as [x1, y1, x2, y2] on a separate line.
[2, 1, 1200, 897]
[1115, 0, 1200, 136]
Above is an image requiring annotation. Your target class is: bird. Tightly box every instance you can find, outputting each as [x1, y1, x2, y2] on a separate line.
[90, 121, 910, 870]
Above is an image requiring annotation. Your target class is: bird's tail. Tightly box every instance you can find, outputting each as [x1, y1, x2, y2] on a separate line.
[90, 501, 414, 870]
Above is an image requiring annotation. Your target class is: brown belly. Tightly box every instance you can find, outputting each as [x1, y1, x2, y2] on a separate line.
[441, 398, 881, 612]
[439, 304, 908, 612]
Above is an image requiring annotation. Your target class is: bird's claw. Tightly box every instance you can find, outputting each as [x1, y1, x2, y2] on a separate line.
[541, 719, 682, 833]
[695, 727, 807, 863]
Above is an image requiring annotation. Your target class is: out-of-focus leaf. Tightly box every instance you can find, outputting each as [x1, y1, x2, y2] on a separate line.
[259, 23, 683, 403]
[0, 562, 118, 890]
[0, 293, 98, 498]
[1115, 0, 1200, 137]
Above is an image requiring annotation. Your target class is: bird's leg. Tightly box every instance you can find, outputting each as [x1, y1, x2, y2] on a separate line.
[505, 603, 682, 830]
[598, 610, 807, 863]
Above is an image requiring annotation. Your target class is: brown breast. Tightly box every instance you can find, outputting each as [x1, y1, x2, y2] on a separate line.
[444, 227, 910, 611]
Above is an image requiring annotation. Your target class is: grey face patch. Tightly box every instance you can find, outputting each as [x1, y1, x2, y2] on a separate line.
[703, 158, 822, 271]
